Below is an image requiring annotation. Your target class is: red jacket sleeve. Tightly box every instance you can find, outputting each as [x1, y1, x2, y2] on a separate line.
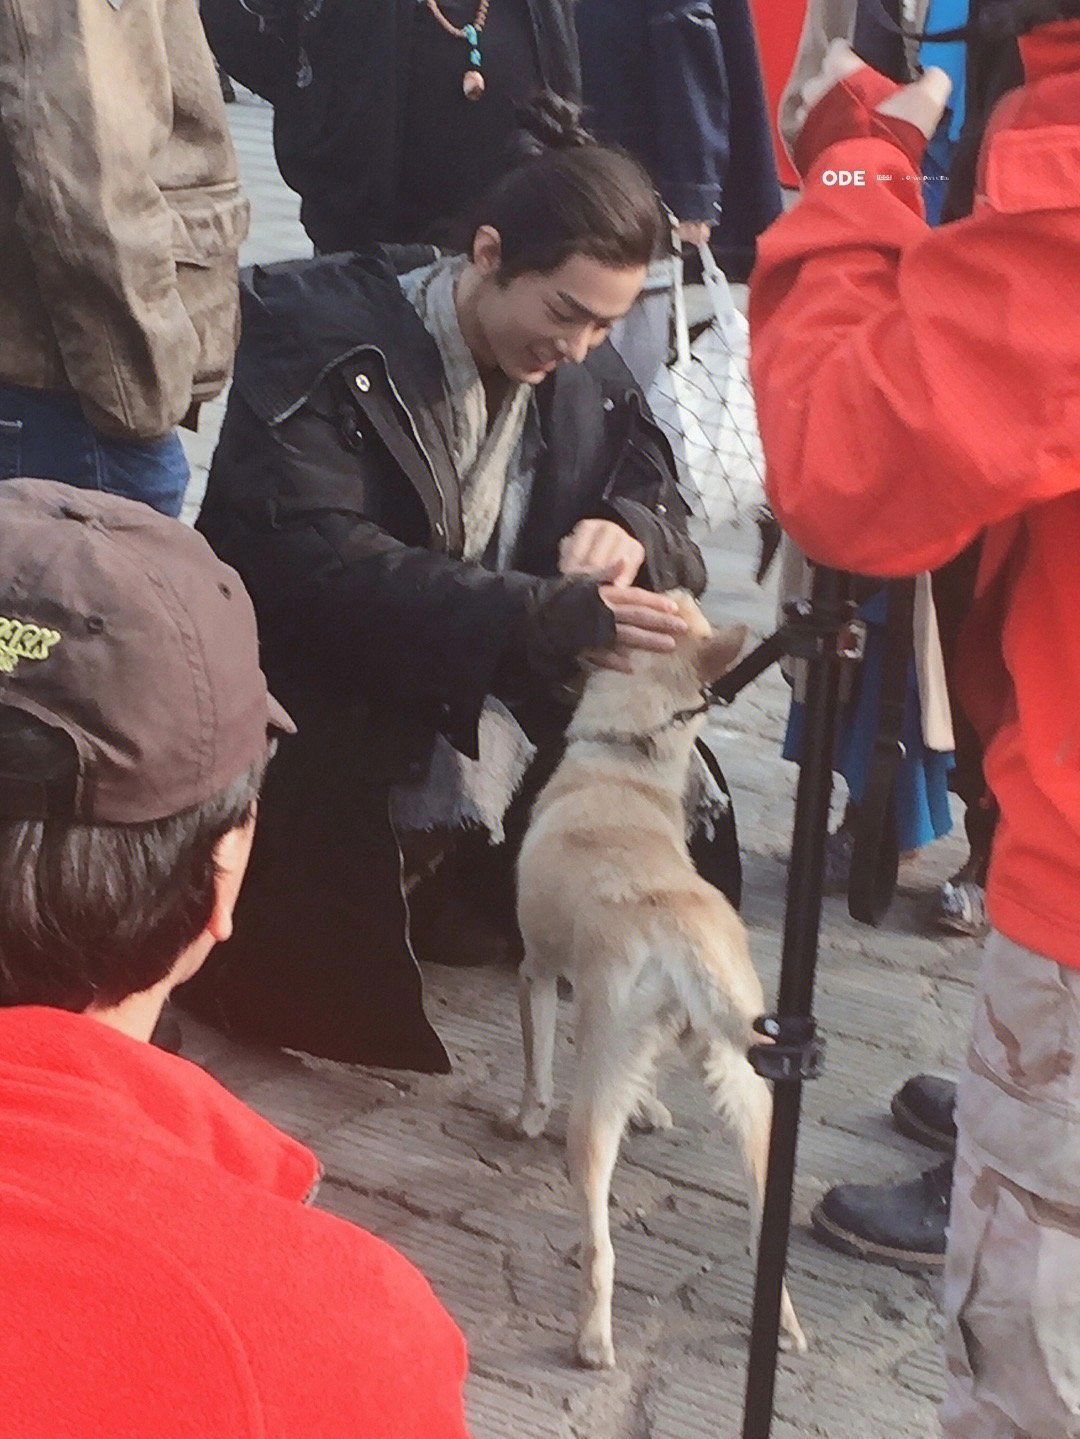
[749, 75, 1080, 577]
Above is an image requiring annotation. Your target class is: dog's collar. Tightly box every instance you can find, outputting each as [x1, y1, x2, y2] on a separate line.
[570, 697, 710, 760]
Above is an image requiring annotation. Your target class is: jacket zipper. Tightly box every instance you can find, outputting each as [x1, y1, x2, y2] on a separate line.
[364, 345, 451, 549]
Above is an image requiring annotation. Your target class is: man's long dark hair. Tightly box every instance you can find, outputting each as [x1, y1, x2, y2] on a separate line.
[462, 93, 665, 279]
[928, 0, 1079, 218]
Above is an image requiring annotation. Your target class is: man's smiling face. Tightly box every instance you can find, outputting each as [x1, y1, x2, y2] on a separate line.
[468, 230, 647, 385]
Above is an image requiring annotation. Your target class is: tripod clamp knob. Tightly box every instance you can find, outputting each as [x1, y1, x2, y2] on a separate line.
[748, 1014, 825, 1083]
[781, 598, 865, 664]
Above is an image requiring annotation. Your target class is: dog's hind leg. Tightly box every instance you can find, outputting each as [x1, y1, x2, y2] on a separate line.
[695, 1037, 808, 1355]
[569, 999, 664, 1369]
[494, 960, 559, 1140]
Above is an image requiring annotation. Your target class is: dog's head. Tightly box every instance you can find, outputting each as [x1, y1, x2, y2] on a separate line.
[571, 591, 747, 743]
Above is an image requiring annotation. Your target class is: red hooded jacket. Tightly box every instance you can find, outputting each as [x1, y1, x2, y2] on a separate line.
[750, 23, 1080, 967]
[0, 1006, 472, 1439]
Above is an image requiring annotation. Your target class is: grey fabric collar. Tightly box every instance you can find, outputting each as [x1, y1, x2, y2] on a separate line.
[400, 256, 531, 562]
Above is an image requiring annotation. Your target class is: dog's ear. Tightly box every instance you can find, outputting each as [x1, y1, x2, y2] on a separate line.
[697, 623, 747, 684]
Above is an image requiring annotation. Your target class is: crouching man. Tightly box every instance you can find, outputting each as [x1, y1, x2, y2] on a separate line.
[0, 479, 472, 1439]
[181, 98, 710, 1071]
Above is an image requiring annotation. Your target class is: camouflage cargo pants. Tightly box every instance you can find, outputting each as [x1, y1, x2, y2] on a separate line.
[942, 931, 1080, 1438]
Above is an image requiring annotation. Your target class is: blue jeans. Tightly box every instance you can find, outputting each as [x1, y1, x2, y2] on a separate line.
[0, 383, 190, 517]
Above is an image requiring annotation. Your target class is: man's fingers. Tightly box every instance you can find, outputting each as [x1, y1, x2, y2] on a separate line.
[606, 605, 687, 632]
[676, 219, 712, 247]
[599, 585, 682, 613]
[560, 521, 646, 585]
[614, 625, 679, 651]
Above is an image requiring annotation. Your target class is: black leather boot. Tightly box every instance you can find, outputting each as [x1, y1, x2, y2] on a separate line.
[810, 1160, 953, 1270]
[890, 1073, 957, 1153]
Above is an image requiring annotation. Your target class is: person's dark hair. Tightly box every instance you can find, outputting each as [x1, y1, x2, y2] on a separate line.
[904, 0, 1080, 217]
[464, 92, 665, 281]
[0, 710, 267, 1012]
[908, 0, 1080, 42]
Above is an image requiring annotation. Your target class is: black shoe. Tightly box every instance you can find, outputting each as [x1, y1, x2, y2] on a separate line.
[810, 1160, 953, 1270]
[890, 1073, 957, 1153]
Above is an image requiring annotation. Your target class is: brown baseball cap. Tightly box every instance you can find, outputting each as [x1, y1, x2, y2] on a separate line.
[0, 478, 294, 823]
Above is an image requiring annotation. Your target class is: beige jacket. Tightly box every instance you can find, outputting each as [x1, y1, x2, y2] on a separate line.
[778, 0, 931, 156]
[0, 0, 250, 440]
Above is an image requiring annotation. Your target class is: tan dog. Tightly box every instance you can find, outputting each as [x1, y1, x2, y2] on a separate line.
[503, 592, 806, 1368]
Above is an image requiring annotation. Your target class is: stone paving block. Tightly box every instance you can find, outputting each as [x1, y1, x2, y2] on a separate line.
[316, 1109, 477, 1195]
[468, 1340, 623, 1406]
[610, 1228, 711, 1300]
[792, 1114, 922, 1184]
[680, 1249, 762, 1332]
[312, 1183, 421, 1245]
[639, 1192, 754, 1263]
[294, 1055, 418, 1113]
[892, 1343, 947, 1405]
[784, 1230, 938, 1329]
[773, 1360, 936, 1439]
[812, 967, 931, 1046]
[465, 1372, 574, 1439]
[503, 1237, 578, 1320]
[237, 1069, 384, 1144]
[377, 1216, 507, 1331]
[643, 1359, 755, 1439]
[620, 1121, 743, 1195]
[458, 1205, 580, 1252]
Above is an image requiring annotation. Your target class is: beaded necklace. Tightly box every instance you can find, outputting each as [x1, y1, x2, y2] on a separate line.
[424, 0, 492, 100]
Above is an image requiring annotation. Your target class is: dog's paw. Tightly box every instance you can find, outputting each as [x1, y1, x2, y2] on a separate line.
[779, 1319, 808, 1355]
[492, 1104, 550, 1140]
[576, 1331, 616, 1370]
[628, 1095, 673, 1133]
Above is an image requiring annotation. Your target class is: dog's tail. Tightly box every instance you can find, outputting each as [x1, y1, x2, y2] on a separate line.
[628, 927, 764, 1054]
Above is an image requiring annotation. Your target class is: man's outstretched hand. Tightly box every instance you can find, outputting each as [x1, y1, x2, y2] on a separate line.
[558, 521, 688, 672]
[585, 576, 688, 674]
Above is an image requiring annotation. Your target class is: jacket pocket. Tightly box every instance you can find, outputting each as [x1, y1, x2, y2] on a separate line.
[983, 126, 1080, 215]
[166, 180, 250, 402]
[0, 419, 22, 481]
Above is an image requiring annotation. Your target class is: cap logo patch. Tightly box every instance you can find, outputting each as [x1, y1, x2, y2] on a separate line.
[0, 616, 62, 674]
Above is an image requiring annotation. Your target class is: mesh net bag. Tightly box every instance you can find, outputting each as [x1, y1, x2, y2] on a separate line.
[647, 243, 766, 529]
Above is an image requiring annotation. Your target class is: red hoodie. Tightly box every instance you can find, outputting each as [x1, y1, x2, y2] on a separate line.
[749, 24, 1080, 968]
[0, 1006, 472, 1439]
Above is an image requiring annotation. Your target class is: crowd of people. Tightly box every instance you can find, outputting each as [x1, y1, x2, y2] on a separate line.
[0, 0, 1078, 1435]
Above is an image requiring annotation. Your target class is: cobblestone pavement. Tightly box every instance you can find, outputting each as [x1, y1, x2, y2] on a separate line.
[178, 92, 981, 1438]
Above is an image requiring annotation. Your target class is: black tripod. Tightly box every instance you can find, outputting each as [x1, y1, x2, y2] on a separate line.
[708, 567, 867, 1439]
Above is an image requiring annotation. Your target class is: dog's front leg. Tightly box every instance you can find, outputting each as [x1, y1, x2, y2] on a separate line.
[495, 965, 558, 1139]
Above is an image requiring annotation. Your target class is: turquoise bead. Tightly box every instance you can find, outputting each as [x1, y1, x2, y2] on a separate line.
[469, 47, 482, 64]
[462, 23, 477, 42]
